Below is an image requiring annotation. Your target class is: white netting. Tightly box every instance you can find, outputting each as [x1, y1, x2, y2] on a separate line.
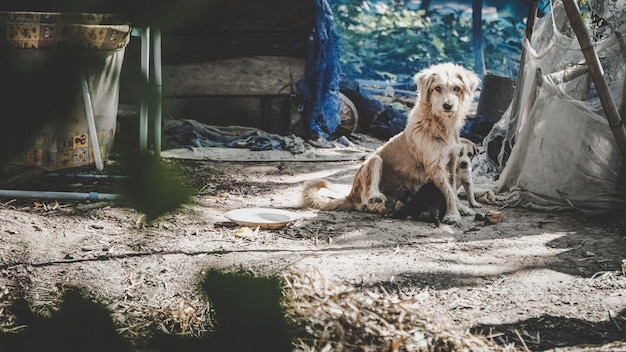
[476, 0, 626, 214]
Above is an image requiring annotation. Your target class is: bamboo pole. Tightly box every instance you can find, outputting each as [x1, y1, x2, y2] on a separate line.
[562, 0, 626, 160]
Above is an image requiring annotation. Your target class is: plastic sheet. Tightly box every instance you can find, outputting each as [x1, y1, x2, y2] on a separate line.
[477, 0, 626, 214]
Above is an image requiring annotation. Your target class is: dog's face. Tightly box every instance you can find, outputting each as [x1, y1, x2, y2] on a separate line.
[458, 138, 478, 170]
[414, 63, 480, 118]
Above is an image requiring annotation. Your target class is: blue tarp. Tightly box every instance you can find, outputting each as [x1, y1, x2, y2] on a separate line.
[297, 0, 342, 140]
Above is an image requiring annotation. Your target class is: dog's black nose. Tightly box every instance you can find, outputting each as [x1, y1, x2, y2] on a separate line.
[443, 103, 453, 111]
[459, 161, 468, 169]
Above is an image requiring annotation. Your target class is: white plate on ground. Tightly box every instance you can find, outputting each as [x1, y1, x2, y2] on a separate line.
[224, 208, 301, 229]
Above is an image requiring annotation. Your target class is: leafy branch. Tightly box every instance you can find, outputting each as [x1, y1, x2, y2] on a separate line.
[331, 0, 525, 82]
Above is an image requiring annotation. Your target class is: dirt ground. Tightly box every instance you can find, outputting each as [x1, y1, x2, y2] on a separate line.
[0, 135, 625, 351]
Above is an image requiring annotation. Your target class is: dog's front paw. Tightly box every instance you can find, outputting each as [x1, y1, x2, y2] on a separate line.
[459, 204, 476, 216]
[456, 200, 476, 216]
[442, 213, 462, 224]
[469, 200, 482, 208]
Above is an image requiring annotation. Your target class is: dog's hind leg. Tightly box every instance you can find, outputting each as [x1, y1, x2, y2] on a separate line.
[366, 156, 388, 213]
[353, 155, 387, 213]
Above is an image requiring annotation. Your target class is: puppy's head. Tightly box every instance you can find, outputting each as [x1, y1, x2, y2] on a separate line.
[414, 63, 480, 119]
[457, 138, 478, 169]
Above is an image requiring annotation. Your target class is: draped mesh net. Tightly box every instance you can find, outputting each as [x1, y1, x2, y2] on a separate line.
[476, 0, 626, 214]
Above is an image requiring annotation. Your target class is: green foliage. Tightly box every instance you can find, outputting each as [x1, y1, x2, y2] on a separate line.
[120, 152, 191, 222]
[331, 0, 526, 82]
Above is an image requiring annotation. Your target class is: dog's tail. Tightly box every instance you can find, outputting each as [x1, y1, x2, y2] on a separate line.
[302, 179, 353, 211]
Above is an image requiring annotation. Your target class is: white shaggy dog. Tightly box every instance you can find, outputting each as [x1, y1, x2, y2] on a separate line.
[302, 63, 480, 223]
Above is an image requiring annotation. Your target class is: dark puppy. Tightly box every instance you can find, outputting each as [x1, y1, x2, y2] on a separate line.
[392, 182, 446, 227]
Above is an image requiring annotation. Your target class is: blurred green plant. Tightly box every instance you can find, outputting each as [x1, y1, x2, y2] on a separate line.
[331, 0, 526, 82]
[120, 152, 192, 222]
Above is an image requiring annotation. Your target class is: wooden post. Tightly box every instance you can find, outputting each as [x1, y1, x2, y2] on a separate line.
[562, 0, 626, 160]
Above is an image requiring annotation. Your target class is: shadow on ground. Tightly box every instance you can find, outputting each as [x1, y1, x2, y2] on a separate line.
[0, 270, 293, 352]
[471, 310, 626, 351]
[0, 288, 133, 352]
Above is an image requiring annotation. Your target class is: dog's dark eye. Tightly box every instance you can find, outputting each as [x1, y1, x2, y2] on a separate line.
[434, 86, 442, 92]
[453, 86, 461, 92]
[459, 151, 463, 157]
[468, 152, 473, 157]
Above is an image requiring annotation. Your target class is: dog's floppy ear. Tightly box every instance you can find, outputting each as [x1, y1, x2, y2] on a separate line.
[470, 141, 478, 159]
[414, 68, 438, 101]
[457, 69, 481, 97]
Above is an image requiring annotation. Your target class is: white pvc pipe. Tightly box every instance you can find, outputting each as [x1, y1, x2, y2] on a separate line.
[81, 72, 104, 171]
[41, 173, 129, 182]
[0, 190, 122, 201]
[139, 27, 150, 151]
[153, 27, 162, 158]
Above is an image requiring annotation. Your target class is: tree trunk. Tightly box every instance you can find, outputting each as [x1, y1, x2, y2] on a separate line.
[472, 0, 485, 79]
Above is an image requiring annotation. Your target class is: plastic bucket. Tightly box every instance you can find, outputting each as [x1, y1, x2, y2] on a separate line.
[0, 12, 131, 174]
